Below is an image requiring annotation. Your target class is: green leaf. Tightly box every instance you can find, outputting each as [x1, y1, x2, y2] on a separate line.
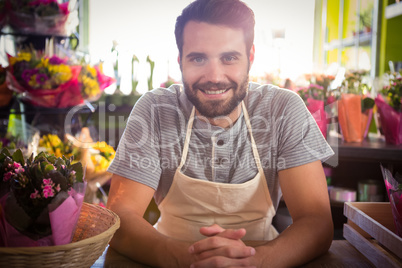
[0, 148, 12, 162]
[44, 163, 55, 173]
[70, 162, 84, 183]
[12, 149, 25, 166]
[362, 97, 375, 112]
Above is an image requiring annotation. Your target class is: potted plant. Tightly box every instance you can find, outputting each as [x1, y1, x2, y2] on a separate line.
[375, 72, 402, 145]
[0, 148, 85, 247]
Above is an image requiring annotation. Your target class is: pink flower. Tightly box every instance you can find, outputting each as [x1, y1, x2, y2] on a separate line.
[42, 178, 53, 185]
[30, 189, 40, 199]
[3, 172, 13, 182]
[55, 184, 61, 192]
[13, 162, 21, 169]
[14, 166, 24, 174]
[43, 185, 52, 191]
[43, 187, 54, 198]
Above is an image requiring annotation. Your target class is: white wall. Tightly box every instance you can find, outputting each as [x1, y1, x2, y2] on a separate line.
[88, 0, 315, 94]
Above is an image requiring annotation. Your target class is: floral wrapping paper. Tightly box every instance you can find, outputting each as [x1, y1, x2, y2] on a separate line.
[6, 66, 83, 108]
[306, 98, 327, 138]
[375, 93, 402, 145]
[338, 94, 372, 142]
[7, 0, 76, 36]
[0, 185, 85, 247]
[380, 165, 402, 237]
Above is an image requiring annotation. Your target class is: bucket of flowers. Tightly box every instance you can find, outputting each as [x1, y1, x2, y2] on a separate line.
[8, 0, 78, 36]
[375, 72, 402, 145]
[6, 51, 82, 108]
[337, 70, 375, 142]
[296, 84, 328, 138]
[7, 50, 115, 108]
[0, 148, 85, 247]
[380, 164, 402, 238]
[295, 73, 336, 139]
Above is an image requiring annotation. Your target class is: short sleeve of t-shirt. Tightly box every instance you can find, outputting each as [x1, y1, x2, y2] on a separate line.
[269, 88, 334, 171]
[107, 91, 162, 190]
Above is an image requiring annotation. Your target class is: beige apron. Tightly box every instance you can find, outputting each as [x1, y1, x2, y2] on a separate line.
[156, 101, 279, 242]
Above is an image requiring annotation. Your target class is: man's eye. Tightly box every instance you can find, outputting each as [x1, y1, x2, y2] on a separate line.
[223, 56, 237, 62]
[192, 57, 205, 63]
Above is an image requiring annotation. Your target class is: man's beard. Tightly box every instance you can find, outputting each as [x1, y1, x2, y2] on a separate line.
[183, 75, 249, 119]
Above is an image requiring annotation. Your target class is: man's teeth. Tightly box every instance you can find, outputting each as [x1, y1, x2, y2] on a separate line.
[205, 89, 228, 95]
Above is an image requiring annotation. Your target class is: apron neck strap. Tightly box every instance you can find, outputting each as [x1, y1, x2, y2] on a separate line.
[179, 102, 263, 172]
[179, 106, 195, 168]
[241, 101, 263, 171]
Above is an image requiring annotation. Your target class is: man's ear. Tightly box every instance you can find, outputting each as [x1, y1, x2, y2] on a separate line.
[177, 55, 182, 71]
[249, 45, 255, 69]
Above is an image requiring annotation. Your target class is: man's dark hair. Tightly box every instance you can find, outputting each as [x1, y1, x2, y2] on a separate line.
[175, 0, 255, 58]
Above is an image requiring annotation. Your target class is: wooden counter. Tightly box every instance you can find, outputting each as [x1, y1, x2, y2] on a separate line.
[91, 240, 374, 267]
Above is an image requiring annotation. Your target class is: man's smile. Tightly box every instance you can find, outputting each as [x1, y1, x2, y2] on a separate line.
[201, 88, 230, 95]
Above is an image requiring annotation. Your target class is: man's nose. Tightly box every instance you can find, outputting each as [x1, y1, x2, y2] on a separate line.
[204, 61, 225, 83]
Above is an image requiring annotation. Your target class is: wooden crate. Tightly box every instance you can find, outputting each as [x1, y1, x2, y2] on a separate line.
[343, 202, 402, 268]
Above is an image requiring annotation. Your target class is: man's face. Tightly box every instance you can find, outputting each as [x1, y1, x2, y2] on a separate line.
[180, 21, 253, 119]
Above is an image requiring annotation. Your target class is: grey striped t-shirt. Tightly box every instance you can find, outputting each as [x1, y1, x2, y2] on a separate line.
[108, 82, 334, 210]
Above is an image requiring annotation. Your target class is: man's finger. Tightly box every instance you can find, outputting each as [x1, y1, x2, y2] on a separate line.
[199, 224, 225, 236]
[201, 227, 247, 240]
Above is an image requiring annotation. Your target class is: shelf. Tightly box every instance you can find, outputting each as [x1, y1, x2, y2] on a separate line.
[324, 32, 372, 51]
[327, 135, 402, 163]
[385, 2, 402, 19]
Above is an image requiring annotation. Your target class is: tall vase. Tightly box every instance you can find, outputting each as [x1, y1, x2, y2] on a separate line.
[338, 94, 372, 142]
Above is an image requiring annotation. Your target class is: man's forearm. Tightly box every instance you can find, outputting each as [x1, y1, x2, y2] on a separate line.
[109, 213, 193, 267]
[250, 215, 333, 267]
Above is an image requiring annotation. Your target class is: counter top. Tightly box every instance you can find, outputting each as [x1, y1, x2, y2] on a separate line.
[91, 240, 374, 267]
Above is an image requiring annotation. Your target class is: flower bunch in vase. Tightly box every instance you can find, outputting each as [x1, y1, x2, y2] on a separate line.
[39, 134, 79, 159]
[296, 84, 328, 138]
[380, 165, 402, 237]
[375, 72, 402, 144]
[337, 70, 374, 142]
[7, 50, 115, 108]
[8, 0, 78, 35]
[7, 51, 82, 108]
[78, 62, 114, 102]
[0, 148, 85, 247]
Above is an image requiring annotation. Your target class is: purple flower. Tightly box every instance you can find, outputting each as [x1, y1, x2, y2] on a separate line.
[36, 73, 49, 85]
[48, 56, 65, 65]
[21, 69, 38, 84]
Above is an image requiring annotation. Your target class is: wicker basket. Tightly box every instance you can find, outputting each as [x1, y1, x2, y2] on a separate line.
[0, 202, 120, 268]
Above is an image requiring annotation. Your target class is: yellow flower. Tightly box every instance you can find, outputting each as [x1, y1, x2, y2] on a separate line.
[35, 58, 50, 69]
[46, 64, 72, 85]
[10, 52, 32, 65]
[82, 76, 100, 98]
[91, 154, 110, 172]
[86, 65, 97, 78]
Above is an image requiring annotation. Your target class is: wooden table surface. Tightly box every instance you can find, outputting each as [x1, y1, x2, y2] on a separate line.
[91, 240, 374, 267]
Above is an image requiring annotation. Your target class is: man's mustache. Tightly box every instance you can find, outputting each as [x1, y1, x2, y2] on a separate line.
[194, 81, 237, 91]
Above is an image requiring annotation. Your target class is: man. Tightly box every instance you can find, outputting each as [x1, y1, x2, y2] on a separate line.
[107, 0, 334, 267]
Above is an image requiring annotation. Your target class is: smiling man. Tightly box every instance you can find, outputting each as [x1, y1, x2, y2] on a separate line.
[107, 0, 335, 267]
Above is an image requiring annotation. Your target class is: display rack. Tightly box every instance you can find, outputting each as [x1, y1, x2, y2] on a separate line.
[320, 0, 381, 78]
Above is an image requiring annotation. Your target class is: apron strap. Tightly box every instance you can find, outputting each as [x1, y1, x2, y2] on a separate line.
[179, 106, 195, 169]
[242, 101, 263, 172]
